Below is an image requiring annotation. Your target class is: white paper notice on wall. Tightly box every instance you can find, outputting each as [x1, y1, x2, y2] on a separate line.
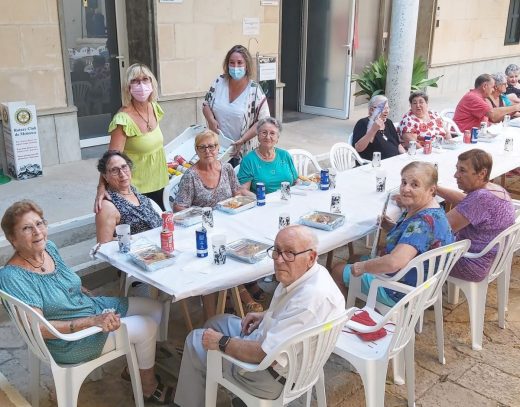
[159, 0, 183, 3]
[258, 56, 277, 81]
[260, 0, 279, 5]
[243, 17, 260, 36]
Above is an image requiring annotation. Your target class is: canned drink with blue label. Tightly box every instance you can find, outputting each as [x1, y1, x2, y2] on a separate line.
[471, 127, 479, 144]
[195, 228, 208, 258]
[320, 169, 330, 190]
[256, 182, 266, 206]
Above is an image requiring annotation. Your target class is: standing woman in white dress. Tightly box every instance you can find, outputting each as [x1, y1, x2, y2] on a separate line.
[202, 44, 270, 167]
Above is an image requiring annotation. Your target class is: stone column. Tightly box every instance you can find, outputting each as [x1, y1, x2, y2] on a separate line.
[385, 0, 420, 123]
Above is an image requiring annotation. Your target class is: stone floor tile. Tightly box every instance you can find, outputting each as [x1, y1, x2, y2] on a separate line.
[416, 381, 497, 406]
[456, 363, 520, 406]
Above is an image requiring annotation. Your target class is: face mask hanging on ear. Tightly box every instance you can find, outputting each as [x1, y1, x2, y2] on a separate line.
[228, 66, 246, 80]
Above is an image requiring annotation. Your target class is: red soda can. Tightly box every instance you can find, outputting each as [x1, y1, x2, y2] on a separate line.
[160, 229, 174, 253]
[162, 212, 174, 232]
[423, 136, 432, 154]
[463, 130, 471, 144]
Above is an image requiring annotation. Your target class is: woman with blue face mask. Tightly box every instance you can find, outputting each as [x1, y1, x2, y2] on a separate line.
[203, 45, 270, 167]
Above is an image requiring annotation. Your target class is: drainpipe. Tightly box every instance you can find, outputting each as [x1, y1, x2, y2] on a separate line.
[385, 0, 420, 123]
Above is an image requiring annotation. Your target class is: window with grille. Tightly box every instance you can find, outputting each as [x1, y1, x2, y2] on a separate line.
[505, 0, 520, 44]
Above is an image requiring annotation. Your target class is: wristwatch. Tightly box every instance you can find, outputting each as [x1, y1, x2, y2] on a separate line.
[218, 335, 231, 353]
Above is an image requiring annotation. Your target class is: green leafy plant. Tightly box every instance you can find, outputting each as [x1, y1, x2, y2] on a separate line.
[353, 56, 442, 98]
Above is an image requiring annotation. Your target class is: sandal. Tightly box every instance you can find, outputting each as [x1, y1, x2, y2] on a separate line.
[144, 381, 175, 405]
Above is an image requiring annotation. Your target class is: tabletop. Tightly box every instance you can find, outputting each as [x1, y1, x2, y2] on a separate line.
[96, 126, 520, 302]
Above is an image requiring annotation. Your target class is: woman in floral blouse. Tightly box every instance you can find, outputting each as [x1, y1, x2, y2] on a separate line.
[399, 91, 450, 149]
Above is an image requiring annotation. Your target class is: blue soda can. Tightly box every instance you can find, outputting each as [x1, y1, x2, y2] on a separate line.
[320, 169, 329, 190]
[471, 127, 479, 144]
[196, 228, 208, 257]
[256, 182, 266, 206]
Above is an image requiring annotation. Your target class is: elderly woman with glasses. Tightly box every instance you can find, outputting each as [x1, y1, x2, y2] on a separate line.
[505, 63, 520, 99]
[173, 130, 260, 315]
[95, 150, 161, 244]
[487, 72, 520, 115]
[399, 91, 450, 149]
[94, 63, 169, 212]
[0, 200, 174, 404]
[238, 117, 298, 194]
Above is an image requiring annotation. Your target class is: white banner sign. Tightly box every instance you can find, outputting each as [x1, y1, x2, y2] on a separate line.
[243, 17, 260, 36]
[258, 55, 277, 81]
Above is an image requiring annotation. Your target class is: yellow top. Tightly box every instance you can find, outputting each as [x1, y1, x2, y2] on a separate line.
[108, 102, 169, 194]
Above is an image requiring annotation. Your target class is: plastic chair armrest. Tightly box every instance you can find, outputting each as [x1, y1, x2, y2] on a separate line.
[366, 279, 413, 309]
[216, 351, 270, 372]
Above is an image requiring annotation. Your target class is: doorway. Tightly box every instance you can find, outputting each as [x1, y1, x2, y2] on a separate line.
[62, 0, 129, 152]
[281, 0, 355, 120]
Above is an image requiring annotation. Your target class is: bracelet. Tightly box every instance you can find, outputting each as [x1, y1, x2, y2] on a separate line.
[69, 320, 74, 333]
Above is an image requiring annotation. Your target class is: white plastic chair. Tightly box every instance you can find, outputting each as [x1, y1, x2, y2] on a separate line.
[334, 276, 438, 407]
[162, 175, 182, 212]
[346, 240, 470, 365]
[440, 109, 463, 137]
[288, 148, 322, 176]
[205, 311, 351, 407]
[347, 132, 354, 146]
[329, 142, 370, 171]
[0, 289, 144, 407]
[447, 220, 520, 350]
[439, 108, 455, 119]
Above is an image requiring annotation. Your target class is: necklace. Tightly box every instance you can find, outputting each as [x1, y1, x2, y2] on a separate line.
[119, 190, 133, 196]
[131, 101, 152, 131]
[257, 148, 275, 161]
[17, 251, 46, 273]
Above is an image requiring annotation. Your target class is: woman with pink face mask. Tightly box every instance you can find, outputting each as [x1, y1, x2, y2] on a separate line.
[94, 64, 168, 212]
[203, 45, 270, 167]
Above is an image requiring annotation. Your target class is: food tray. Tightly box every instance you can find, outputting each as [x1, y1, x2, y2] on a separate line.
[226, 239, 271, 263]
[299, 211, 345, 231]
[442, 139, 463, 150]
[478, 133, 499, 143]
[173, 207, 203, 227]
[216, 196, 256, 214]
[128, 240, 177, 272]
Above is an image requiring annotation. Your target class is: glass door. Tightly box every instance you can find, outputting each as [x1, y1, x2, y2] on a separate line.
[63, 0, 128, 149]
[300, 0, 355, 119]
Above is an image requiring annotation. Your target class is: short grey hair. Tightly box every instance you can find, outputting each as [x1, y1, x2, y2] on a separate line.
[491, 72, 507, 85]
[257, 117, 282, 135]
[368, 95, 388, 110]
[280, 225, 318, 251]
[505, 64, 520, 76]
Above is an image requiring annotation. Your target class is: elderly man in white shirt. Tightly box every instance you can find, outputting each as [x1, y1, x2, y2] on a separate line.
[173, 225, 345, 407]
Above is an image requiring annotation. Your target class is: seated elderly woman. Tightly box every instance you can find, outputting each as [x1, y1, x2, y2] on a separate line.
[0, 201, 174, 404]
[173, 129, 262, 315]
[353, 95, 405, 161]
[487, 73, 520, 115]
[437, 149, 515, 282]
[95, 150, 162, 243]
[505, 63, 520, 99]
[238, 117, 298, 194]
[331, 162, 454, 305]
[173, 129, 253, 211]
[399, 91, 450, 148]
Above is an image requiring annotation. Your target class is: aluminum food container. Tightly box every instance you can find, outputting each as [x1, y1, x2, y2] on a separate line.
[173, 207, 203, 227]
[216, 196, 256, 214]
[442, 139, 463, 150]
[226, 239, 271, 263]
[128, 240, 176, 272]
[299, 211, 345, 231]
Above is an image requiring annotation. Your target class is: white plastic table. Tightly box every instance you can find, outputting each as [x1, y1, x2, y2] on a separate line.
[96, 127, 520, 302]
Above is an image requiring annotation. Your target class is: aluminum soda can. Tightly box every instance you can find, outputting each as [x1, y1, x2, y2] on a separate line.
[256, 182, 266, 206]
[463, 130, 471, 144]
[471, 127, 479, 144]
[372, 152, 382, 167]
[328, 168, 337, 189]
[280, 181, 291, 200]
[505, 136, 514, 152]
[408, 140, 417, 156]
[174, 155, 186, 165]
[162, 212, 174, 232]
[160, 229, 174, 253]
[320, 169, 330, 190]
[423, 136, 432, 154]
[330, 193, 341, 214]
[195, 228, 208, 258]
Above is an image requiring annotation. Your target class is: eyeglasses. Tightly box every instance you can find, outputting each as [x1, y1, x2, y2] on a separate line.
[21, 219, 48, 236]
[259, 130, 278, 138]
[130, 77, 151, 85]
[266, 246, 313, 262]
[196, 144, 218, 152]
[107, 164, 131, 176]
